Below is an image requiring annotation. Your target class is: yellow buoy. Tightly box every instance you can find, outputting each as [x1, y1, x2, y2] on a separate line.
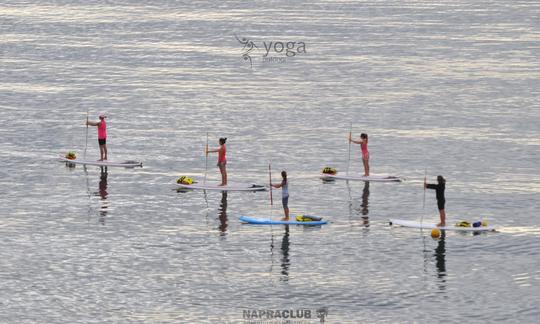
[431, 228, 441, 238]
[481, 220, 488, 227]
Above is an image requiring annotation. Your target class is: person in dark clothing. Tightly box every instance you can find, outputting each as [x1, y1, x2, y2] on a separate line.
[425, 175, 446, 226]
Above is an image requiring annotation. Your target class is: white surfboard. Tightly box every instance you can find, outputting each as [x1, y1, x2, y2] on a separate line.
[389, 219, 497, 232]
[321, 173, 401, 182]
[177, 182, 266, 192]
[59, 156, 142, 168]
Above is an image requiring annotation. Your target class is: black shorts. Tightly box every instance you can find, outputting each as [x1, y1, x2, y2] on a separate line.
[98, 138, 106, 145]
[437, 199, 445, 210]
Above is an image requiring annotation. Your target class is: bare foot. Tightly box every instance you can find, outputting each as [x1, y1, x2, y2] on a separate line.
[218, 183, 226, 186]
[281, 217, 289, 221]
[98, 159, 103, 161]
[437, 223, 445, 227]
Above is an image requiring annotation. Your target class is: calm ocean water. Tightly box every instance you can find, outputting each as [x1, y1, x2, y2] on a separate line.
[1, 1, 539, 323]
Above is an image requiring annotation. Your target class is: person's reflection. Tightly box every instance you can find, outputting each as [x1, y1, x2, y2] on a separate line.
[357, 181, 370, 227]
[434, 231, 447, 288]
[98, 167, 108, 199]
[218, 191, 228, 235]
[361, 182, 369, 215]
[97, 166, 108, 224]
[280, 225, 290, 280]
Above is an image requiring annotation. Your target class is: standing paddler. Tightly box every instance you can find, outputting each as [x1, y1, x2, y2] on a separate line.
[86, 113, 107, 161]
[206, 137, 227, 186]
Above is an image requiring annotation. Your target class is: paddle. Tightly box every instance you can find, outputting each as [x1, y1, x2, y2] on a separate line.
[84, 108, 89, 160]
[204, 132, 209, 184]
[421, 168, 427, 225]
[269, 163, 273, 206]
[346, 123, 352, 176]
[423, 168, 427, 209]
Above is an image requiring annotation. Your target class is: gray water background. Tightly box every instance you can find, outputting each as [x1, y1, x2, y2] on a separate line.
[1, 0, 539, 322]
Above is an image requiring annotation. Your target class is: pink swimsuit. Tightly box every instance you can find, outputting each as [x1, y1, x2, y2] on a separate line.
[361, 141, 369, 160]
[218, 144, 226, 164]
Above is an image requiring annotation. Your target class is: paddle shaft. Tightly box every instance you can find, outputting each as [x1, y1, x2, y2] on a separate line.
[84, 109, 89, 160]
[269, 163, 273, 206]
[346, 123, 352, 175]
[421, 168, 427, 224]
[422, 168, 427, 209]
[204, 132, 209, 184]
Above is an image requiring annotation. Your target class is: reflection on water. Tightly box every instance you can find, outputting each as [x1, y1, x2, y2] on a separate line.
[435, 231, 447, 289]
[270, 226, 291, 281]
[95, 167, 108, 224]
[280, 225, 290, 280]
[360, 182, 370, 228]
[98, 167, 108, 199]
[422, 231, 447, 291]
[361, 182, 369, 216]
[348, 181, 370, 228]
[218, 191, 228, 235]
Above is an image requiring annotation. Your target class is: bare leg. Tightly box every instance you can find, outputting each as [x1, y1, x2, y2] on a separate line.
[99, 145, 104, 161]
[362, 158, 370, 176]
[282, 207, 289, 221]
[103, 144, 107, 160]
[437, 209, 446, 227]
[366, 159, 369, 176]
[218, 164, 227, 186]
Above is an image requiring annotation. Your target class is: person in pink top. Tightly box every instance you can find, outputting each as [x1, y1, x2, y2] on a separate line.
[86, 113, 108, 161]
[349, 133, 369, 176]
[207, 137, 227, 186]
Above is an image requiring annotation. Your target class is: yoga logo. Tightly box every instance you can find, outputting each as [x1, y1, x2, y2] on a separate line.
[235, 35, 307, 68]
[316, 307, 329, 323]
[235, 35, 258, 68]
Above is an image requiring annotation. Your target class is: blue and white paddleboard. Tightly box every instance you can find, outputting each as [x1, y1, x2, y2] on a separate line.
[239, 216, 328, 225]
[389, 219, 496, 232]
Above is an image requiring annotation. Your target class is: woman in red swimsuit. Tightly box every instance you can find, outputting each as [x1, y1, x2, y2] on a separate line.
[349, 133, 369, 176]
[207, 137, 227, 186]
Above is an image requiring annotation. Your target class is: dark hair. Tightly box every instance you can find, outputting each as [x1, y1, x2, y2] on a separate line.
[437, 175, 446, 184]
[360, 133, 368, 140]
[219, 137, 227, 145]
[281, 171, 287, 184]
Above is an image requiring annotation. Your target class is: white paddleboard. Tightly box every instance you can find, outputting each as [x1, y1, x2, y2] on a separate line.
[389, 219, 497, 232]
[239, 216, 327, 225]
[177, 182, 266, 192]
[321, 173, 401, 182]
[59, 156, 142, 168]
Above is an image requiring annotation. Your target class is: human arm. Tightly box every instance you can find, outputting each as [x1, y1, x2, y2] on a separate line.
[349, 133, 365, 144]
[86, 120, 101, 127]
[207, 145, 222, 153]
[207, 145, 225, 154]
[349, 137, 364, 144]
[425, 183, 438, 190]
